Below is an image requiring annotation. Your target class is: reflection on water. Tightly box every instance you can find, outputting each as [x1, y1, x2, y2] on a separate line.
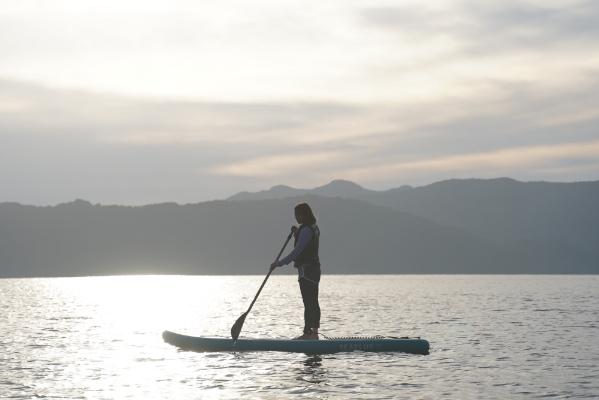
[297, 356, 326, 384]
[1, 275, 598, 399]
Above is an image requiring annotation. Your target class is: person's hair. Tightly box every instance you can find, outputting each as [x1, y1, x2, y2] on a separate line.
[295, 203, 316, 225]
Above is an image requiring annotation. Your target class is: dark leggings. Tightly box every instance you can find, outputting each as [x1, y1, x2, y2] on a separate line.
[299, 278, 320, 334]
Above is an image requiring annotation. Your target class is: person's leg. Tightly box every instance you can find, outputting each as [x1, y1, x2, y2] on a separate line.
[299, 278, 311, 335]
[309, 282, 320, 335]
[300, 278, 320, 338]
[310, 267, 321, 338]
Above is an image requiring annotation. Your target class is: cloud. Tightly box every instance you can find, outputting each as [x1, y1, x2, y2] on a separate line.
[357, 0, 599, 103]
[2, 1, 599, 204]
[0, 78, 358, 146]
[539, 107, 599, 127]
[463, 1, 599, 46]
[360, 0, 599, 51]
[3, 0, 599, 105]
[1, 62, 599, 204]
[343, 140, 599, 182]
[210, 151, 345, 178]
[0, 96, 31, 113]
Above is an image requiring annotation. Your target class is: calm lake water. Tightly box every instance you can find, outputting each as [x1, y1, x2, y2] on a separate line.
[1, 275, 598, 399]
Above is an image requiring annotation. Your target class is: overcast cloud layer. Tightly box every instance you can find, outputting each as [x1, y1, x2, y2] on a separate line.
[1, 0, 598, 204]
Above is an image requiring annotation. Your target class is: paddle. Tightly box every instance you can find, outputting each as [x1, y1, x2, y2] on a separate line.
[230, 227, 296, 341]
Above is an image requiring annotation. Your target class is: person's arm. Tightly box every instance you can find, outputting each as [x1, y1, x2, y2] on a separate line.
[273, 227, 313, 267]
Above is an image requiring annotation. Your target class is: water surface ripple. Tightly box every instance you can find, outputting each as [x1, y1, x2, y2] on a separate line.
[1, 275, 598, 399]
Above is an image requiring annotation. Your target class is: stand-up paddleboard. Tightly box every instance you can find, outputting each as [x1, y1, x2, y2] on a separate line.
[162, 331, 429, 355]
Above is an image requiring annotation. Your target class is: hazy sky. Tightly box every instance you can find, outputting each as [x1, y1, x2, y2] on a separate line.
[1, 0, 599, 204]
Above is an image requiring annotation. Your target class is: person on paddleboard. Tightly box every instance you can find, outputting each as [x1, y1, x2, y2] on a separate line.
[270, 203, 321, 340]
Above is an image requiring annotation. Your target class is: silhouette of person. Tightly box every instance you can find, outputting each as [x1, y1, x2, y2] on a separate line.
[271, 203, 321, 340]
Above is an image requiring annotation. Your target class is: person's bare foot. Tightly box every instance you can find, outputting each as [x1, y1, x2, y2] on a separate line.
[293, 328, 320, 340]
[292, 332, 311, 340]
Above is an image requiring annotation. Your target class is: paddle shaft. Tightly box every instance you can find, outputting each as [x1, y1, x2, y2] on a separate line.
[244, 229, 294, 314]
[231, 228, 296, 340]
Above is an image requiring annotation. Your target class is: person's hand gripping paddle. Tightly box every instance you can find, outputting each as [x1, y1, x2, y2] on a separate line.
[230, 227, 296, 341]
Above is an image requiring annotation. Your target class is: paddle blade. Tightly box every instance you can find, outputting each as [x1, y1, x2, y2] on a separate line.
[231, 312, 247, 340]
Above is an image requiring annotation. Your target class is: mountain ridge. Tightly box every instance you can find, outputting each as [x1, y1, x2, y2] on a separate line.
[1, 178, 597, 277]
[228, 177, 599, 254]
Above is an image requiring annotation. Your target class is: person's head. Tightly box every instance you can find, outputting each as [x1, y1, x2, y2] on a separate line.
[294, 203, 316, 225]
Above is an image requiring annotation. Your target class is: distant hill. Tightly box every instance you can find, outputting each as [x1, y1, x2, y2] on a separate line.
[229, 179, 377, 201]
[1, 178, 597, 277]
[230, 178, 599, 263]
[1, 187, 598, 277]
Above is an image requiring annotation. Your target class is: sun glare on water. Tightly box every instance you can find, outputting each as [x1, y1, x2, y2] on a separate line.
[39, 274, 246, 360]
[17, 275, 253, 398]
